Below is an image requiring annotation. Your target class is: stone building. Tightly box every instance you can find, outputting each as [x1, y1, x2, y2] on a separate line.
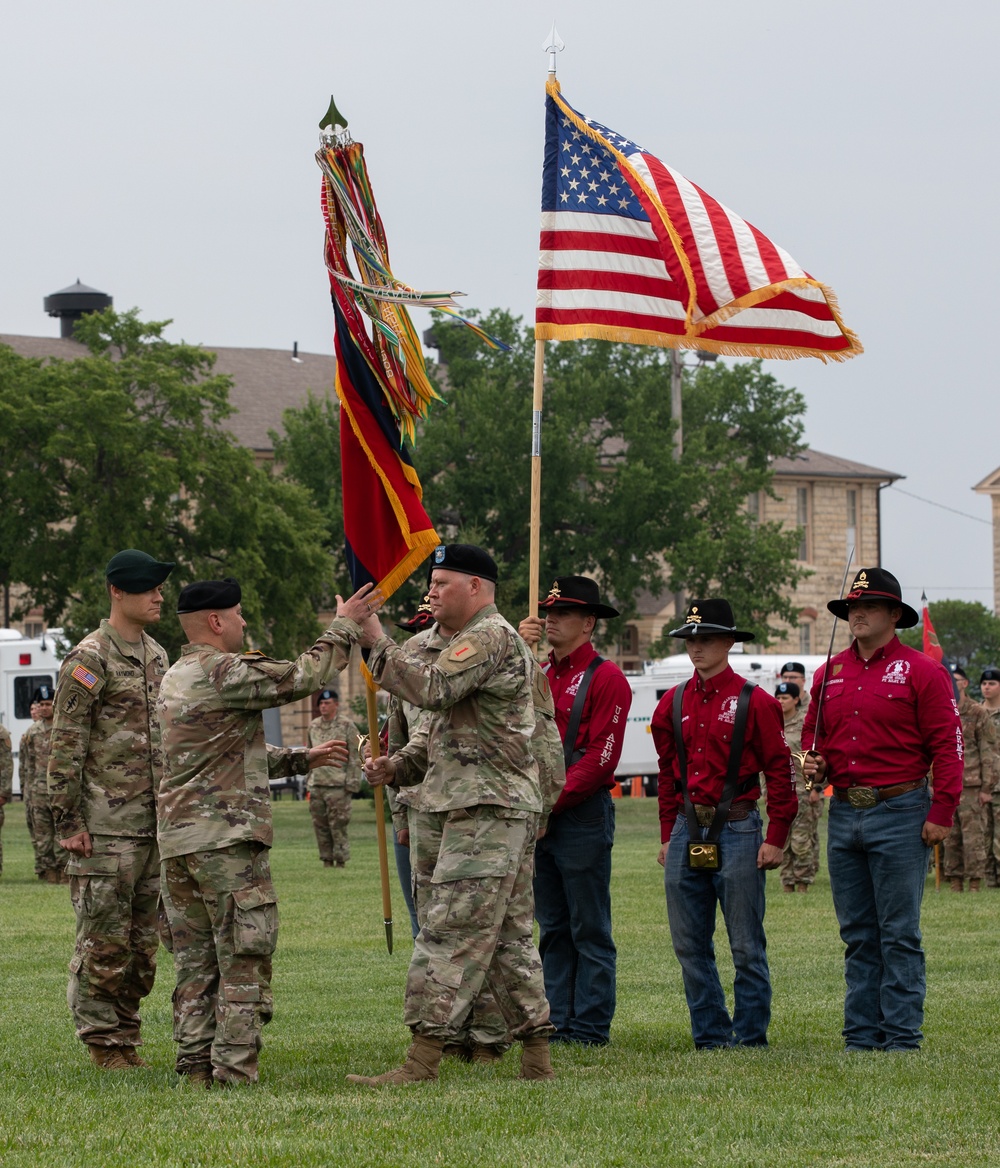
[615, 449, 901, 671]
[973, 467, 1000, 615]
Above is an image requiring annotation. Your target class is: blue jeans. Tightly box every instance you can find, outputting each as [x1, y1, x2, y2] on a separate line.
[392, 829, 419, 940]
[533, 788, 616, 1044]
[827, 784, 931, 1050]
[664, 811, 770, 1048]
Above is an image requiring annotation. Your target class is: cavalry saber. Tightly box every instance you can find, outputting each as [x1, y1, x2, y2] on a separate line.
[809, 546, 856, 762]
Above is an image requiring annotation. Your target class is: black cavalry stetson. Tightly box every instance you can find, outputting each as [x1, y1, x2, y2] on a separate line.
[539, 576, 619, 619]
[399, 595, 434, 632]
[826, 567, 919, 629]
[669, 599, 755, 642]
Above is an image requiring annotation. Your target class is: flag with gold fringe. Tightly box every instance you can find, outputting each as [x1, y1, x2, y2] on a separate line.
[536, 78, 862, 362]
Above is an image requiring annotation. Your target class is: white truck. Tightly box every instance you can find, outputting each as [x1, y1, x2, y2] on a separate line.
[616, 652, 828, 786]
[0, 629, 65, 795]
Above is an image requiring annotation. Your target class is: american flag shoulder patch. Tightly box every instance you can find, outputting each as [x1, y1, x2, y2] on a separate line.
[70, 664, 98, 689]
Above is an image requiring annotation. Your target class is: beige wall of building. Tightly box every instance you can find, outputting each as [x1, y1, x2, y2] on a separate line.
[973, 467, 1000, 616]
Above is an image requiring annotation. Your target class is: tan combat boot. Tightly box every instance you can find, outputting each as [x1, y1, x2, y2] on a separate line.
[469, 1044, 506, 1064]
[346, 1035, 445, 1086]
[969, 879, 982, 892]
[950, 878, 964, 892]
[120, 1047, 151, 1067]
[796, 882, 808, 893]
[89, 1046, 137, 1071]
[45, 870, 59, 884]
[518, 1036, 556, 1081]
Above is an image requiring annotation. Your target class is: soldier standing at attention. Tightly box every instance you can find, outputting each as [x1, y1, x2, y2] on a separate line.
[306, 688, 359, 868]
[156, 576, 377, 1087]
[978, 667, 1000, 887]
[651, 599, 796, 1050]
[47, 549, 175, 1070]
[776, 681, 823, 893]
[350, 544, 559, 1085]
[802, 568, 961, 1051]
[0, 722, 11, 877]
[518, 576, 632, 1047]
[943, 665, 998, 891]
[20, 685, 68, 883]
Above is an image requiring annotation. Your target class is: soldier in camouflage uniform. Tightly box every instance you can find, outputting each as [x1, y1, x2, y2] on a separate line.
[979, 668, 1000, 887]
[776, 682, 823, 892]
[0, 723, 11, 877]
[20, 685, 67, 882]
[348, 544, 563, 1087]
[944, 667, 998, 892]
[156, 576, 379, 1087]
[47, 549, 175, 1071]
[306, 688, 359, 867]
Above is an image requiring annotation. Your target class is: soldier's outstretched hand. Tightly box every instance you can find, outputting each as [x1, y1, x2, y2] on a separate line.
[337, 583, 384, 626]
[308, 739, 349, 769]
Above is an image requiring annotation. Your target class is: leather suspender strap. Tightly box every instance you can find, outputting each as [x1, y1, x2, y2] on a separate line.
[561, 656, 604, 770]
[672, 680, 755, 844]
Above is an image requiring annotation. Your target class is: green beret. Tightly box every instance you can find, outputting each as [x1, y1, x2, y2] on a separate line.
[177, 577, 242, 614]
[430, 543, 498, 583]
[105, 549, 175, 593]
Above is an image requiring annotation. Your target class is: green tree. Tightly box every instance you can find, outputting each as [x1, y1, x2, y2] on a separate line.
[275, 309, 810, 646]
[899, 599, 1000, 692]
[0, 308, 331, 659]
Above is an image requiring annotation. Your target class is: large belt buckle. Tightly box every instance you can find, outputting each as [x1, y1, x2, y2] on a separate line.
[846, 786, 878, 809]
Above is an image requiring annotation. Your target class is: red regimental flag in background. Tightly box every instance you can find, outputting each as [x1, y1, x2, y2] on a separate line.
[922, 595, 944, 663]
[536, 79, 862, 361]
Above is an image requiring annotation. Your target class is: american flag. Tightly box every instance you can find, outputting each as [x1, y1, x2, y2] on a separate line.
[536, 80, 861, 361]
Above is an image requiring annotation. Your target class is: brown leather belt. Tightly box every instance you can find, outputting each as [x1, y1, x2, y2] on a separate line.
[832, 778, 927, 808]
[693, 800, 757, 827]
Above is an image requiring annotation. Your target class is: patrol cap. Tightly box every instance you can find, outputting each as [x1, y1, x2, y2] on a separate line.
[318, 689, 339, 702]
[980, 667, 1000, 684]
[32, 684, 55, 703]
[949, 664, 968, 681]
[780, 661, 806, 676]
[106, 549, 175, 593]
[774, 681, 801, 699]
[176, 577, 241, 614]
[429, 544, 498, 583]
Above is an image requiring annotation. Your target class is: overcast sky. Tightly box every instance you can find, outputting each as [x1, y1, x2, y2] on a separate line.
[3, 1, 996, 613]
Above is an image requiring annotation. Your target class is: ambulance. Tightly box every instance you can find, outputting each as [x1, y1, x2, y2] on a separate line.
[616, 652, 828, 786]
[0, 629, 66, 794]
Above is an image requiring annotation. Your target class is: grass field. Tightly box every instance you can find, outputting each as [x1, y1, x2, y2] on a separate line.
[1, 796, 998, 1167]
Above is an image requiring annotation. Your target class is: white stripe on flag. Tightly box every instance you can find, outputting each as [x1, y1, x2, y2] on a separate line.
[725, 207, 772, 290]
[538, 249, 672, 281]
[716, 306, 845, 337]
[540, 210, 659, 242]
[537, 287, 686, 320]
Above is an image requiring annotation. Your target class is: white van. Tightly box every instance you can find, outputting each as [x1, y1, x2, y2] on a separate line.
[0, 630, 65, 795]
[616, 652, 828, 782]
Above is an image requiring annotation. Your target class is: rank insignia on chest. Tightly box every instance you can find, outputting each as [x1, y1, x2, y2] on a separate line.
[70, 664, 98, 689]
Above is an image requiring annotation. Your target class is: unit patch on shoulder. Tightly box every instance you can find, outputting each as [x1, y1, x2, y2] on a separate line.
[439, 637, 489, 673]
[70, 664, 98, 689]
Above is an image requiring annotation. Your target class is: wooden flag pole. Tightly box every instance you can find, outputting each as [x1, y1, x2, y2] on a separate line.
[365, 682, 394, 953]
[528, 337, 545, 620]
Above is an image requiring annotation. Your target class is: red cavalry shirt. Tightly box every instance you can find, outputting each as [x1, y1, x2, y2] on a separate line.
[543, 641, 633, 814]
[651, 664, 798, 847]
[801, 636, 962, 828]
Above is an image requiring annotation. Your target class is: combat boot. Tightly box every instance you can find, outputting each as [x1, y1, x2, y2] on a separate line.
[796, 883, 808, 893]
[346, 1035, 445, 1086]
[518, 1036, 556, 1081]
[442, 1042, 472, 1062]
[969, 879, 982, 892]
[45, 870, 59, 884]
[89, 1046, 137, 1071]
[950, 878, 964, 892]
[120, 1047, 151, 1067]
[470, 1044, 506, 1064]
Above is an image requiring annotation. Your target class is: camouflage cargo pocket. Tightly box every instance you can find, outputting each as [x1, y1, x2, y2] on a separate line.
[432, 809, 519, 883]
[219, 983, 261, 1044]
[232, 885, 279, 956]
[67, 853, 122, 927]
[419, 955, 465, 1027]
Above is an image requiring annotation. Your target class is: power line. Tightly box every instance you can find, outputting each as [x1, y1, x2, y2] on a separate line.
[886, 485, 991, 526]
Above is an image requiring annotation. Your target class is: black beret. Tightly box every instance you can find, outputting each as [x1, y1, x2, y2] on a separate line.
[949, 664, 968, 681]
[106, 549, 175, 593]
[318, 689, 339, 702]
[33, 684, 55, 703]
[176, 577, 242, 614]
[980, 667, 1000, 684]
[429, 543, 498, 583]
[775, 681, 801, 699]
[780, 661, 806, 675]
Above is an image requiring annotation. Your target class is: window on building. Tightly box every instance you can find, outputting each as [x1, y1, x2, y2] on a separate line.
[620, 625, 639, 657]
[846, 488, 858, 558]
[23, 622, 44, 639]
[747, 492, 760, 522]
[796, 486, 810, 560]
[799, 623, 812, 655]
